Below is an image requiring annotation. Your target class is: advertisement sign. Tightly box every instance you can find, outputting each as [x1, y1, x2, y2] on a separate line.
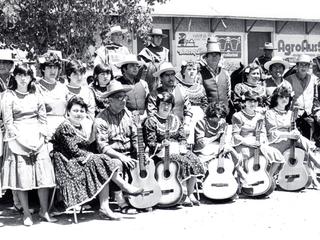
[176, 32, 243, 72]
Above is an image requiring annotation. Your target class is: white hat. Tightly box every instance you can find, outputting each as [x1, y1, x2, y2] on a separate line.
[199, 37, 221, 55]
[148, 28, 168, 38]
[259, 42, 277, 50]
[104, 80, 132, 98]
[106, 26, 128, 37]
[115, 54, 141, 68]
[0, 49, 17, 62]
[264, 56, 290, 71]
[153, 62, 178, 77]
[296, 54, 312, 64]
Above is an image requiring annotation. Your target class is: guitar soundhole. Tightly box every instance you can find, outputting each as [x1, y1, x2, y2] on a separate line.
[139, 170, 147, 178]
[217, 167, 225, 174]
[164, 170, 171, 178]
[289, 158, 297, 165]
[253, 164, 260, 171]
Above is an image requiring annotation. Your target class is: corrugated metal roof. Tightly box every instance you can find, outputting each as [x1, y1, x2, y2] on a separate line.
[152, 0, 320, 22]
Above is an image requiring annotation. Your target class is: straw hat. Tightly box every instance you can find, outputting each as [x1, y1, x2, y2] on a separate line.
[259, 42, 277, 50]
[0, 49, 17, 62]
[104, 80, 132, 98]
[153, 62, 178, 78]
[148, 28, 168, 38]
[115, 54, 141, 68]
[200, 37, 221, 55]
[296, 54, 312, 64]
[264, 56, 290, 71]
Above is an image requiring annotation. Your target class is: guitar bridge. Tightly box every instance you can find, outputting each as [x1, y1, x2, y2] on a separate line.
[211, 183, 229, 187]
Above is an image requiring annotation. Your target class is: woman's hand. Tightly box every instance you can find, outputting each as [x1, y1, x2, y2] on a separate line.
[289, 129, 300, 140]
[245, 140, 261, 149]
[119, 155, 138, 169]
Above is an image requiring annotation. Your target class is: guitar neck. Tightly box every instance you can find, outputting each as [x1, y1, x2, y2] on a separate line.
[137, 128, 146, 171]
[217, 124, 227, 168]
[254, 120, 262, 165]
[164, 119, 170, 171]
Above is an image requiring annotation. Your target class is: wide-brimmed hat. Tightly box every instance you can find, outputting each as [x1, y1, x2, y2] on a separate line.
[153, 62, 178, 78]
[148, 28, 168, 38]
[296, 54, 312, 64]
[104, 80, 132, 98]
[0, 49, 17, 62]
[264, 56, 290, 71]
[199, 37, 221, 55]
[106, 25, 128, 37]
[259, 42, 277, 50]
[115, 54, 141, 68]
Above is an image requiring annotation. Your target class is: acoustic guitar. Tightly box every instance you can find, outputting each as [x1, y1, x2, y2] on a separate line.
[242, 119, 275, 197]
[278, 108, 311, 191]
[128, 112, 162, 209]
[202, 123, 239, 200]
[155, 117, 183, 207]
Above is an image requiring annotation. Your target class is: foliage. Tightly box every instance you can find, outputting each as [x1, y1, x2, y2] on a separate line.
[0, 0, 167, 61]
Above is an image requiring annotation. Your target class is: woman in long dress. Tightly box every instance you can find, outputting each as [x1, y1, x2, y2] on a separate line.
[1, 64, 56, 226]
[51, 96, 143, 220]
[143, 91, 205, 206]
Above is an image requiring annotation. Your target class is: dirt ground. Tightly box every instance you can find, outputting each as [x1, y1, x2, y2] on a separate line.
[1, 188, 320, 240]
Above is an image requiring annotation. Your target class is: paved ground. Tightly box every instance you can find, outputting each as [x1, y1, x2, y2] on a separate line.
[1, 188, 320, 240]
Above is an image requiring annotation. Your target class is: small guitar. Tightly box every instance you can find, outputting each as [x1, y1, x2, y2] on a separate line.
[242, 119, 275, 197]
[128, 112, 162, 209]
[278, 108, 311, 191]
[155, 117, 183, 207]
[202, 123, 239, 200]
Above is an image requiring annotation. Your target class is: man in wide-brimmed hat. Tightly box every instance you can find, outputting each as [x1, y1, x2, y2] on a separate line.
[94, 25, 131, 77]
[285, 54, 320, 140]
[253, 42, 277, 74]
[0, 48, 17, 91]
[199, 37, 231, 115]
[94, 80, 141, 214]
[115, 54, 149, 115]
[264, 56, 292, 98]
[146, 61, 192, 133]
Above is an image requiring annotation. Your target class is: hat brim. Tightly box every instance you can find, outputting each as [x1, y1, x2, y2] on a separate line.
[104, 87, 132, 98]
[264, 60, 290, 71]
[199, 50, 221, 55]
[259, 47, 277, 50]
[106, 29, 128, 37]
[153, 67, 178, 78]
[115, 60, 142, 68]
[0, 58, 16, 62]
[148, 33, 168, 38]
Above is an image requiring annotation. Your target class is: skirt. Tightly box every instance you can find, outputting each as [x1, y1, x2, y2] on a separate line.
[187, 106, 205, 145]
[1, 143, 56, 191]
[52, 152, 121, 210]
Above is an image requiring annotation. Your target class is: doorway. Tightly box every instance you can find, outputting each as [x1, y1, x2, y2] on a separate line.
[247, 32, 271, 63]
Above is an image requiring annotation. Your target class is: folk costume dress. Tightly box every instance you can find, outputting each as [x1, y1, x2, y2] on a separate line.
[143, 113, 205, 182]
[1, 90, 55, 191]
[234, 82, 267, 110]
[36, 79, 68, 137]
[177, 78, 208, 145]
[51, 120, 121, 210]
[231, 110, 284, 165]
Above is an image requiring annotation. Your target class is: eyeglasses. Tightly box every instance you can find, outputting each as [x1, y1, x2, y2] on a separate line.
[111, 94, 128, 101]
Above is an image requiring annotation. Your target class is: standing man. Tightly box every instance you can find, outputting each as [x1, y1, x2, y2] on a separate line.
[285, 54, 319, 140]
[94, 25, 131, 77]
[0, 49, 16, 91]
[94, 80, 139, 214]
[199, 37, 231, 113]
[253, 42, 276, 74]
[115, 54, 149, 116]
[138, 28, 169, 93]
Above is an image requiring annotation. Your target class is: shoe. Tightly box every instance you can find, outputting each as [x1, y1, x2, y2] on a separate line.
[119, 205, 139, 215]
[99, 209, 121, 221]
[189, 195, 200, 206]
[39, 212, 58, 223]
[23, 215, 33, 227]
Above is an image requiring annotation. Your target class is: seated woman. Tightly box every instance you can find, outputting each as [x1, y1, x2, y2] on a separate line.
[233, 63, 267, 112]
[1, 63, 56, 226]
[176, 60, 207, 147]
[265, 86, 320, 186]
[51, 96, 143, 220]
[143, 92, 205, 206]
[194, 102, 249, 186]
[88, 64, 113, 116]
[231, 90, 284, 182]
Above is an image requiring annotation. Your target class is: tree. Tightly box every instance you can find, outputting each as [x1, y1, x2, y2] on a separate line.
[0, 0, 167, 61]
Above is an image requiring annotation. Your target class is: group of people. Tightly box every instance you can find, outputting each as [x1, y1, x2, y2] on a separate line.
[0, 25, 320, 227]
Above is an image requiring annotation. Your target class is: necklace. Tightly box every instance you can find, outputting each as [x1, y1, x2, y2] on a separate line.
[15, 90, 29, 95]
[242, 109, 256, 118]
